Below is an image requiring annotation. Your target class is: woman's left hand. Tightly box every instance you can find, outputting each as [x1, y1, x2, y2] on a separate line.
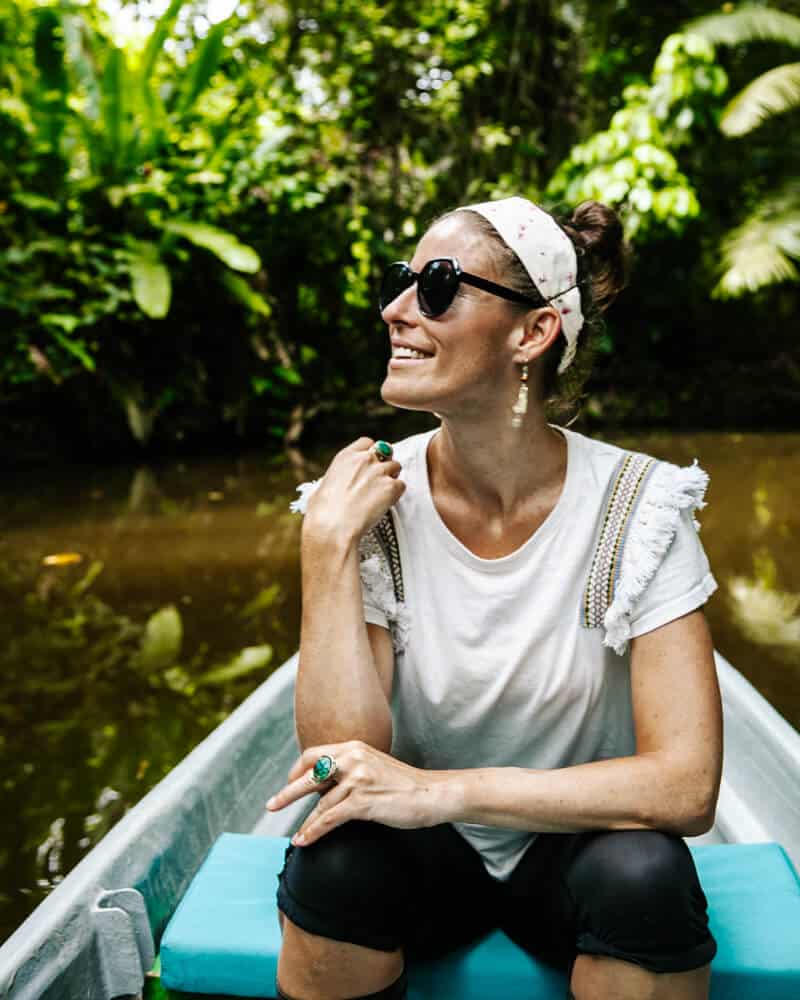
[265, 740, 451, 846]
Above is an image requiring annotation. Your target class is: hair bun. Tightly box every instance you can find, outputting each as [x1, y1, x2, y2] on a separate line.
[561, 200, 630, 313]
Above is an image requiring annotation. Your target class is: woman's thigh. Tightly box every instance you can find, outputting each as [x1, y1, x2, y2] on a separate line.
[276, 820, 502, 961]
[499, 829, 717, 975]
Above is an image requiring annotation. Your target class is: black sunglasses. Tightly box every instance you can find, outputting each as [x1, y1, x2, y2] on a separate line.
[378, 257, 549, 318]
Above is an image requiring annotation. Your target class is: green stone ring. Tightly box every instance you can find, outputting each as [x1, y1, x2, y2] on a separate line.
[374, 440, 393, 462]
[311, 754, 338, 784]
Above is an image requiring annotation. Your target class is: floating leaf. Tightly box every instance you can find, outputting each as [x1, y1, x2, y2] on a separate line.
[42, 552, 83, 567]
[137, 605, 183, 672]
[240, 584, 282, 618]
[196, 645, 273, 686]
[71, 560, 105, 597]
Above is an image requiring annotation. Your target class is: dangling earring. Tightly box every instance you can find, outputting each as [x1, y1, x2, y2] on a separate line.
[511, 362, 529, 429]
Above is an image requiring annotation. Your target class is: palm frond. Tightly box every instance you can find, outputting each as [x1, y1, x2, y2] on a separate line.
[688, 5, 800, 48]
[715, 193, 800, 297]
[721, 61, 800, 135]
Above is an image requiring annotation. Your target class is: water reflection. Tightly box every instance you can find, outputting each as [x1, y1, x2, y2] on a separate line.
[728, 551, 800, 665]
[1, 426, 799, 941]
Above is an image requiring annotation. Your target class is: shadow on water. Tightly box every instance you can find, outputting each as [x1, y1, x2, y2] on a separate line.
[1, 426, 799, 940]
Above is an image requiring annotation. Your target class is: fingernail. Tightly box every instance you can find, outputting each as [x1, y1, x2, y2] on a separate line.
[293, 833, 305, 845]
[266, 797, 276, 809]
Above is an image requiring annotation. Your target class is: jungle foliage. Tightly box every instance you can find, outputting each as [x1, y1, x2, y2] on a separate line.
[2, 0, 800, 459]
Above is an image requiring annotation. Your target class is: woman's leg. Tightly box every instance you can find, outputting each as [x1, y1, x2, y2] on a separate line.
[569, 954, 711, 1000]
[501, 829, 716, 1000]
[275, 819, 500, 999]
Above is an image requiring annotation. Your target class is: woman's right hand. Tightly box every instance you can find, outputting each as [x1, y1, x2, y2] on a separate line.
[302, 437, 406, 547]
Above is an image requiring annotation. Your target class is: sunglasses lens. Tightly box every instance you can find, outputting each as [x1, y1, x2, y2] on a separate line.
[419, 259, 459, 317]
[379, 263, 415, 312]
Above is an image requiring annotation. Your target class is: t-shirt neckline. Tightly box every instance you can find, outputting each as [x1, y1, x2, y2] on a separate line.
[419, 423, 579, 572]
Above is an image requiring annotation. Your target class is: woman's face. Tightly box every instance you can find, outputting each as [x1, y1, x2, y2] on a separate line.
[379, 215, 526, 419]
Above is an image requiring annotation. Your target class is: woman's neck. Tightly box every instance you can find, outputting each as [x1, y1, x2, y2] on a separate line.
[427, 414, 567, 519]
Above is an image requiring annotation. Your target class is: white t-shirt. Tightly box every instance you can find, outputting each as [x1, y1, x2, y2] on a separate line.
[290, 425, 718, 881]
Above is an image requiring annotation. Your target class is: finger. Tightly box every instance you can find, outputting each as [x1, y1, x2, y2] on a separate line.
[287, 745, 340, 783]
[371, 458, 402, 476]
[349, 437, 377, 452]
[292, 797, 355, 847]
[265, 774, 333, 812]
[271, 745, 347, 809]
[292, 783, 351, 842]
[266, 767, 337, 812]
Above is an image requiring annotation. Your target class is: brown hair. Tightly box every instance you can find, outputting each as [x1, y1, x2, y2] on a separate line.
[431, 199, 631, 424]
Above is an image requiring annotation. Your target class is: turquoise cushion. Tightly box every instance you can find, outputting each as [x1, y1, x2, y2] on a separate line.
[160, 833, 800, 999]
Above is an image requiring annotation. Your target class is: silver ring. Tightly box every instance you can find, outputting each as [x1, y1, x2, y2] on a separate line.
[373, 441, 393, 462]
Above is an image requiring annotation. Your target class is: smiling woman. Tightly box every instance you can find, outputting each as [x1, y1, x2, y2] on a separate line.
[276, 194, 721, 1000]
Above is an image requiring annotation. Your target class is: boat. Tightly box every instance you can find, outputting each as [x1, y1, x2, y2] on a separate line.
[1, 648, 799, 999]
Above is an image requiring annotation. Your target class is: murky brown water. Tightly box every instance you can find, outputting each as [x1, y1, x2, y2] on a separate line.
[2, 426, 799, 941]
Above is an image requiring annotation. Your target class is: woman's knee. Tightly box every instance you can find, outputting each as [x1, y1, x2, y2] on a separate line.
[565, 830, 714, 967]
[568, 830, 699, 916]
[278, 819, 406, 919]
[276, 821, 409, 960]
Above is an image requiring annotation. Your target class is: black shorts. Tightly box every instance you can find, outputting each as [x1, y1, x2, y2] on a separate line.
[276, 820, 717, 976]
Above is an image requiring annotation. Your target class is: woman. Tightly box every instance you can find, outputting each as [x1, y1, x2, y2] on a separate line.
[267, 196, 723, 1000]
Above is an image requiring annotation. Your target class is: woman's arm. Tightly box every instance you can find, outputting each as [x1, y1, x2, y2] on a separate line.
[438, 609, 723, 836]
[295, 528, 394, 754]
[267, 609, 723, 845]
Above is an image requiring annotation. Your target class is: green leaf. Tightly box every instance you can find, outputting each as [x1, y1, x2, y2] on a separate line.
[137, 605, 183, 672]
[176, 22, 227, 115]
[274, 365, 303, 386]
[126, 241, 171, 318]
[196, 645, 273, 686]
[161, 220, 261, 272]
[33, 9, 68, 96]
[222, 271, 271, 316]
[101, 47, 128, 167]
[41, 313, 79, 333]
[45, 324, 97, 372]
[141, 0, 185, 84]
[12, 192, 61, 214]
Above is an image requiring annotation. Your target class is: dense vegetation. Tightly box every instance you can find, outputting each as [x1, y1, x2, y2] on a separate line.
[3, 0, 800, 461]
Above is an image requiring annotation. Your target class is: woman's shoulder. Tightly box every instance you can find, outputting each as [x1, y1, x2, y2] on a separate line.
[569, 428, 714, 655]
[563, 426, 710, 519]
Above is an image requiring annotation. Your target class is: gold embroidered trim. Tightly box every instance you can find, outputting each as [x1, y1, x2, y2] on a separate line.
[582, 452, 656, 628]
[373, 511, 404, 603]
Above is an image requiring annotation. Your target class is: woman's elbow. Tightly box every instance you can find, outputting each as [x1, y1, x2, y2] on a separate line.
[663, 782, 719, 837]
[640, 765, 720, 836]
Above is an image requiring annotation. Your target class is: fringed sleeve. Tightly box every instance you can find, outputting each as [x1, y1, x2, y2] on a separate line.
[289, 481, 410, 657]
[602, 458, 717, 655]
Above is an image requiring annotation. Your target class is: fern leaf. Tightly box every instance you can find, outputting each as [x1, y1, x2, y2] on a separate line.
[715, 197, 800, 297]
[721, 62, 800, 135]
[688, 5, 800, 48]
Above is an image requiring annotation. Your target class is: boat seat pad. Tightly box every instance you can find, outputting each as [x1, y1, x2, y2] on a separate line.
[160, 833, 800, 999]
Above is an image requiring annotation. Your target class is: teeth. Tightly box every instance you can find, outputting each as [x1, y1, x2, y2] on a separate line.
[393, 348, 430, 359]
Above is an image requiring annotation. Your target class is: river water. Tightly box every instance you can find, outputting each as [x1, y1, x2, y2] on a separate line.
[2, 427, 799, 941]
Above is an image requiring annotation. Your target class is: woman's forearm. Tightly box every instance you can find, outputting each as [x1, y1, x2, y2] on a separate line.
[436, 752, 718, 837]
[295, 528, 393, 753]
